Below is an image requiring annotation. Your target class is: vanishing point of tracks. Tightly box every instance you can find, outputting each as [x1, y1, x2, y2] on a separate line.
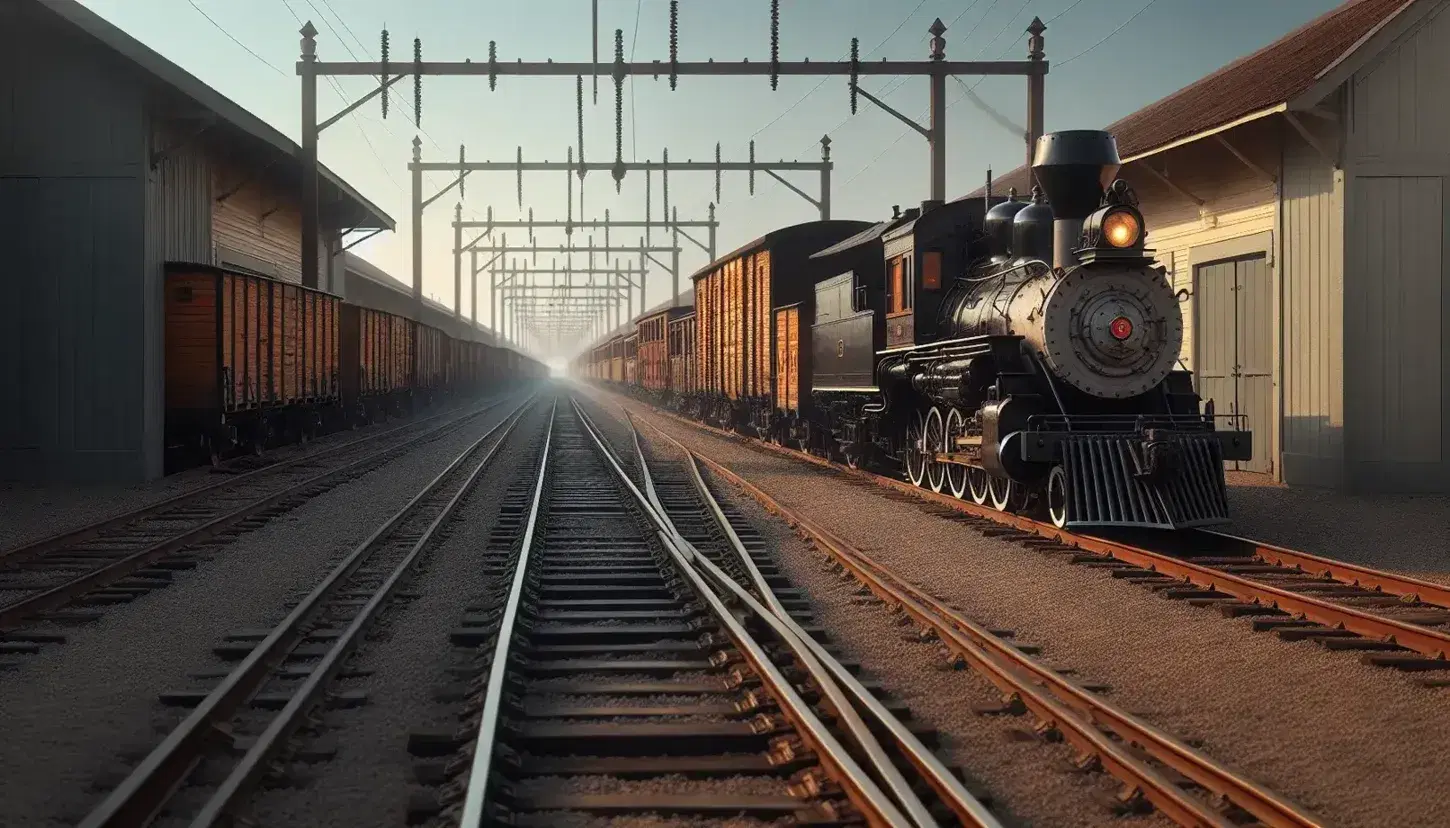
[0, 393, 530, 639]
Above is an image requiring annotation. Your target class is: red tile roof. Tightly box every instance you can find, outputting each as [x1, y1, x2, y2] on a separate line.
[965, 0, 1411, 198]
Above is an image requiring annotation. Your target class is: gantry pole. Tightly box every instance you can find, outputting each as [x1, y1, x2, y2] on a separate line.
[294, 13, 1049, 291]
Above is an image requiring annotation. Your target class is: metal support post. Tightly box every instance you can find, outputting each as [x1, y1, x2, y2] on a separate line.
[470, 249, 478, 327]
[1026, 18, 1047, 174]
[819, 137, 832, 219]
[410, 136, 423, 313]
[453, 202, 462, 320]
[299, 23, 319, 289]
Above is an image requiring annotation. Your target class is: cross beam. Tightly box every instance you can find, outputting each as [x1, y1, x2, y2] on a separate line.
[295, 16, 1050, 293]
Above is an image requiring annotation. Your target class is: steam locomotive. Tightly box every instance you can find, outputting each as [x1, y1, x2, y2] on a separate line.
[586, 129, 1253, 531]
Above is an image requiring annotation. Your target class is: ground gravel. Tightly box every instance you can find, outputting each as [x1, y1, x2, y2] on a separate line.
[0, 395, 512, 552]
[241, 402, 549, 828]
[587, 389, 1450, 828]
[0, 401, 526, 828]
[1223, 471, 1450, 586]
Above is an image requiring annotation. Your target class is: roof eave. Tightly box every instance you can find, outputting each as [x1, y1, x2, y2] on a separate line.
[1120, 103, 1290, 163]
[39, 0, 396, 233]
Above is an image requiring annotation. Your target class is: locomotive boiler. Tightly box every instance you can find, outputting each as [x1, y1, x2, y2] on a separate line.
[815, 129, 1252, 529]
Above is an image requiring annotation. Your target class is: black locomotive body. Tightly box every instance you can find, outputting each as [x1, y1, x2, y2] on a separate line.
[805, 130, 1252, 529]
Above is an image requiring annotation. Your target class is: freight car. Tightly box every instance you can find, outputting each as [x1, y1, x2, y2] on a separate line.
[164, 260, 540, 469]
[687, 220, 877, 437]
[164, 263, 340, 465]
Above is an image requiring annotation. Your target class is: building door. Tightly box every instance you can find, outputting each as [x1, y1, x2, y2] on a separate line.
[1196, 254, 1273, 473]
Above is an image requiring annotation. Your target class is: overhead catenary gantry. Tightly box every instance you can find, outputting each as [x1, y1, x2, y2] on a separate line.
[422, 137, 823, 308]
[457, 206, 716, 327]
[293, 0, 1051, 330]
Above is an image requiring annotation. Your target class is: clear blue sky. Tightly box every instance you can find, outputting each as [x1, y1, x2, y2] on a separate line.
[78, 0, 1344, 330]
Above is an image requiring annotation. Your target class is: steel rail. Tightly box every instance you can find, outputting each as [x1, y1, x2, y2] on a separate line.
[678, 441, 1325, 828]
[77, 393, 540, 828]
[609, 391, 1450, 661]
[630, 414, 1004, 828]
[187, 399, 538, 827]
[569, 400, 915, 827]
[0, 394, 525, 631]
[1198, 528, 1450, 608]
[610, 412, 943, 828]
[0, 394, 508, 565]
[457, 397, 557, 828]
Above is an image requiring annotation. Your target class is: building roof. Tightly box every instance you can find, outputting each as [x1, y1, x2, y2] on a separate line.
[37, 0, 394, 232]
[343, 252, 499, 343]
[966, 0, 1418, 198]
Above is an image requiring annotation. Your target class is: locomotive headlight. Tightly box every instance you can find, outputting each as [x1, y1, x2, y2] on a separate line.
[1102, 209, 1141, 248]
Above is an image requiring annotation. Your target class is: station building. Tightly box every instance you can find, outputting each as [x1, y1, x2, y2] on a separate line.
[1, 0, 394, 483]
[975, 0, 1450, 494]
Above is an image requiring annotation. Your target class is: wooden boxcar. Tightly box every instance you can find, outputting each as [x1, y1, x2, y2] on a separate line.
[623, 334, 639, 387]
[339, 302, 416, 421]
[668, 311, 698, 401]
[414, 322, 447, 400]
[637, 306, 694, 398]
[164, 262, 340, 463]
[691, 220, 873, 434]
[608, 335, 626, 383]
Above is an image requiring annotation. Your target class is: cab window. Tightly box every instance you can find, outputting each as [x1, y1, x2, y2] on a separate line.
[886, 255, 914, 314]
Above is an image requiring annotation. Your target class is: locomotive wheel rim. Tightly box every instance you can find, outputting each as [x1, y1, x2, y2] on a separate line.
[967, 467, 990, 505]
[925, 407, 946, 493]
[905, 412, 927, 487]
[944, 408, 968, 499]
[988, 474, 1015, 512]
[1047, 465, 1069, 529]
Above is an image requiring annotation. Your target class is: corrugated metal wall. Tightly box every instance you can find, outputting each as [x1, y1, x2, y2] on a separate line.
[1280, 136, 1345, 487]
[0, 6, 158, 482]
[1341, 3, 1450, 493]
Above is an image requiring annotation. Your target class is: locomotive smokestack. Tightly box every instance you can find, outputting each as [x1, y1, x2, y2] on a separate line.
[1031, 130, 1122, 269]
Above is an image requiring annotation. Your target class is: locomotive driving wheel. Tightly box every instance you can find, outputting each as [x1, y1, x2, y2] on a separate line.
[967, 467, 990, 505]
[924, 407, 946, 493]
[904, 411, 927, 487]
[944, 408, 968, 499]
[987, 474, 1028, 513]
[1046, 465, 1070, 529]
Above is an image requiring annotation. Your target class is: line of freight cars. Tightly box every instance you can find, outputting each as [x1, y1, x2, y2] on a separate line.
[164, 260, 545, 470]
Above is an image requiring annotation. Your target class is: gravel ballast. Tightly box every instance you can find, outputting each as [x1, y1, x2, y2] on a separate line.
[585, 390, 1450, 828]
[1223, 472, 1450, 585]
[242, 403, 551, 828]
[0, 395, 518, 552]
[616, 410, 1173, 828]
[0, 399, 530, 828]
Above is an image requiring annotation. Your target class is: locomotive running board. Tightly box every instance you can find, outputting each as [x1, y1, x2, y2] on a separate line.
[1059, 434, 1231, 530]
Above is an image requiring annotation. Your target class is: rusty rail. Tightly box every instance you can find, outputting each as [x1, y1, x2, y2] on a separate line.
[599, 388, 1450, 664]
[626, 410, 1325, 828]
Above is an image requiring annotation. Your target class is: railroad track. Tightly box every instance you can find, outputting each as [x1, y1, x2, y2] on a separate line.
[74, 393, 543, 828]
[619, 402, 1330, 828]
[0, 390, 535, 641]
[417, 397, 1009, 827]
[602, 389, 1450, 682]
